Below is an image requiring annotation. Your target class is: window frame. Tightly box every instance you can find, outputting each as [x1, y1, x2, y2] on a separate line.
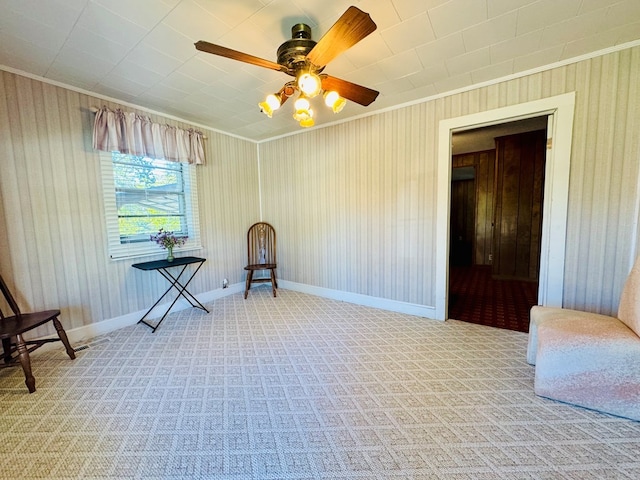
[100, 151, 201, 260]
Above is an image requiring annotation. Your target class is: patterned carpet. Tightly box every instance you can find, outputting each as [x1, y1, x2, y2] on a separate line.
[449, 265, 539, 332]
[1, 288, 639, 479]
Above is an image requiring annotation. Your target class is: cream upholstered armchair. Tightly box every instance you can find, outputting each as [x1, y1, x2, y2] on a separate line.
[527, 256, 640, 421]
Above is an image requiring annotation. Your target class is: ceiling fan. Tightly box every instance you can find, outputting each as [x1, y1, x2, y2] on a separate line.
[195, 6, 379, 128]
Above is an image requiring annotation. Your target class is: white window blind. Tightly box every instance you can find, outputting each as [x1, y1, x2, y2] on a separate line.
[101, 152, 201, 260]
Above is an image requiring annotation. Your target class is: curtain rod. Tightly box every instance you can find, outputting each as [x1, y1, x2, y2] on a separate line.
[89, 106, 208, 139]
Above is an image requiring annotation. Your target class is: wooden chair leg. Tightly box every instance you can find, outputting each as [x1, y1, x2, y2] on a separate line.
[53, 317, 76, 360]
[2, 337, 11, 364]
[270, 269, 277, 297]
[15, 334, 36, 393]
[244, 270, 254, 299]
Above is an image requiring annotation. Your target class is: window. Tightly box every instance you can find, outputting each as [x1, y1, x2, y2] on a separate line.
[101, 152, 201, 259]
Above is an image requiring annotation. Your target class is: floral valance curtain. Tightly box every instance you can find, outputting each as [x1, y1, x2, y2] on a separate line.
[92, 106, 205, 165]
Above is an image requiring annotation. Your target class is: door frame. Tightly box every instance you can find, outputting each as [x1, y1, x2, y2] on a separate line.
[434, 92, 576, 321]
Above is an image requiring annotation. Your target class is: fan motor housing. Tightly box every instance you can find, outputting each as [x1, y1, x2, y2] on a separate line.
[277, 23, 318, 74]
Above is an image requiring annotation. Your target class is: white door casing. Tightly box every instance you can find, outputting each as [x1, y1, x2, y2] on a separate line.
[435, 93, 576, 321]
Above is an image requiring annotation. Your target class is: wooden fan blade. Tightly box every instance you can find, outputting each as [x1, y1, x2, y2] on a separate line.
[306, 6, 377, 68]
[195, 41, 288, 73]
[322, 75, 379, 106]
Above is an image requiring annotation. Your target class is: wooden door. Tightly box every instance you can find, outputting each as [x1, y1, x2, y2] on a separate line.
[492, 130, 546, 281]
[450, 173, 475, 266]
[451, 150, 496, 266]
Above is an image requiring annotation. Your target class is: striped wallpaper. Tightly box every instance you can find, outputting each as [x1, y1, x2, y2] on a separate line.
[1, 45, 639, 339]
[0, 70, 259, 336]
[259, 45, 640, 315]
[259, 108, 436, 306]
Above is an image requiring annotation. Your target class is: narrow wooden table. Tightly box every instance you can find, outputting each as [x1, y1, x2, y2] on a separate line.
[131, 256, 209, 332]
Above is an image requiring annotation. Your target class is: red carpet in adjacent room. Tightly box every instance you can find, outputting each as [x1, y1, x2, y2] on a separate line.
[448, 265, 538, 333]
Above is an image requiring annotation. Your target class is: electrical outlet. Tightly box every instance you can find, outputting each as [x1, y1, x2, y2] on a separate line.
[222, 278, 229, 289]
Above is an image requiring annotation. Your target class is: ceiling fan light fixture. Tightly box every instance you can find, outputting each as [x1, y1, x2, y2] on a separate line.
[294, 95, 310, 111]
[258, 93, 282, 118]
[324, 90, 346, 113]
[299, 117, 315, 128]
[293, 109, 311, 122]
[196, 6, 380, 129]
[297, 72, 322, 97]
[266, 93, 282, 110]
[258, 101, 274, 118]
[258, 93, 283, 117]
[292, 95, 313, 122]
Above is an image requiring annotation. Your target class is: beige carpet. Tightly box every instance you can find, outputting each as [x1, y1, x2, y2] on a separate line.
[1, 288, 639, 479]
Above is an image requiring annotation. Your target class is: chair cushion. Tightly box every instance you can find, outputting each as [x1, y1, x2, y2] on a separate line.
[535, 316, 640, 421]
[617, 256, 640, 337]
[527, 305, 615, 365]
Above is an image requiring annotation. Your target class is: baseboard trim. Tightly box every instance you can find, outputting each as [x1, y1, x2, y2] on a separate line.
[60, 283, 244, 346]
[49, 281, 436, 351]
[278, 280, 437, 319]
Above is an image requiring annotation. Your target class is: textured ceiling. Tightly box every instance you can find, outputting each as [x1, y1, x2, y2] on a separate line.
[1, 0, 640, 142]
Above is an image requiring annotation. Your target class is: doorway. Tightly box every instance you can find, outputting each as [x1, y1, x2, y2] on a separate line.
[448, 122, 547, 332]
[434, 93, 576, 323]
